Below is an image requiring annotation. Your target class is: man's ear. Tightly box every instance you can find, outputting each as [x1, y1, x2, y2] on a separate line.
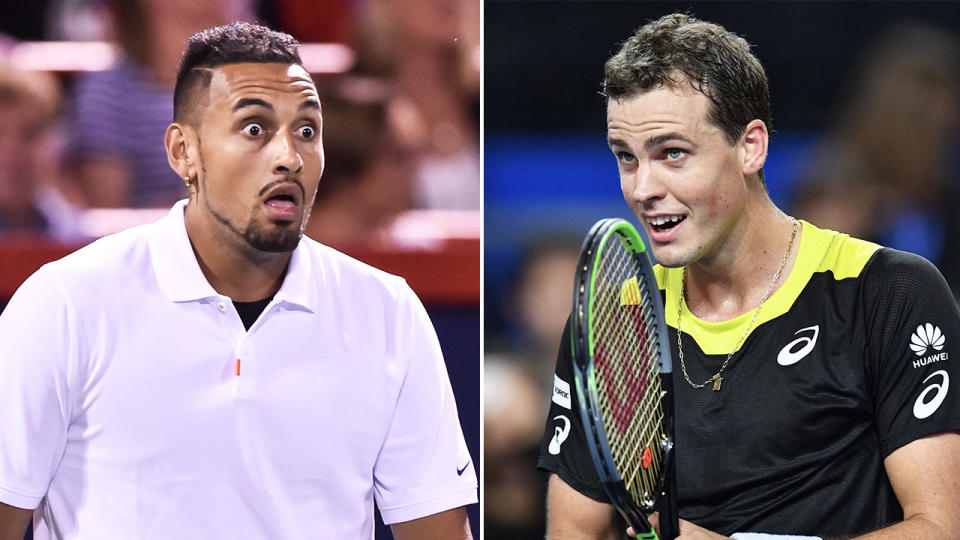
[739, 119, 768, 177]
[165, 122, 200, 181]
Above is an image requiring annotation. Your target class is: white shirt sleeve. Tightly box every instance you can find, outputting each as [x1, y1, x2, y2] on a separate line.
[0, 266, 77, 509]
[372, 284, 478, 524]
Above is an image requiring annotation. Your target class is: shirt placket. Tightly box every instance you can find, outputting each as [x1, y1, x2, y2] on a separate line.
[213, 296, 256, 399]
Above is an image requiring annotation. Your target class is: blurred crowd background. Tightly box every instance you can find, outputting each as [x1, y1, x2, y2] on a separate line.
[0, 1, 479, 539]
[0, 0, 479, 241]
[485, 2, 960, 538]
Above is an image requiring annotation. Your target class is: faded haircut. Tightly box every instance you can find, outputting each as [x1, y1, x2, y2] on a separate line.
[173, 21, 303, 124]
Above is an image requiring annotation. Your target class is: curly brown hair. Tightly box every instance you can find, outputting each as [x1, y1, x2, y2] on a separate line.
[603, 14, 771, 166]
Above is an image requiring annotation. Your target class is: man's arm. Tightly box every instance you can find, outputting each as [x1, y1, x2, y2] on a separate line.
[844, 432, 960, 539]
[0, 502, 31, 540]
[547, 474, 620, 540]
[626, 433, 960, 540]
[390, 507, 471, 540]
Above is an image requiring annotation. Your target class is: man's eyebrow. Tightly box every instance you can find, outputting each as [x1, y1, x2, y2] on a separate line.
[644, 133, 694, 151]
[607, 136, 630, 149]
[299, 99, 320, 111]
[233, 98, 273, 112]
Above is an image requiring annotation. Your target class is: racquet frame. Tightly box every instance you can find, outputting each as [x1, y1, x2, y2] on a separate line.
[571, 218, 678, 540]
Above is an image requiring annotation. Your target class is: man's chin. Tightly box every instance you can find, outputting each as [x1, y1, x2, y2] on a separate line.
[648, 248, 694, 269]
[243, 221, 302, 253]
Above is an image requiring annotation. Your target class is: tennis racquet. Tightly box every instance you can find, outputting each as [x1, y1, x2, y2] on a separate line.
[570, 218, 678, 540]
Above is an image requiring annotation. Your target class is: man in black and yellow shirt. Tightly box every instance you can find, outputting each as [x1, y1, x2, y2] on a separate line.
[538, 13, 960, 540]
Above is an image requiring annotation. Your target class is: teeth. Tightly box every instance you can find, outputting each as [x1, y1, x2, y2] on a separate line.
[645, 215, 683, 226]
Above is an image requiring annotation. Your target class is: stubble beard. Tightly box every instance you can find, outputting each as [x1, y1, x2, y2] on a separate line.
[196, 146, 304, 254]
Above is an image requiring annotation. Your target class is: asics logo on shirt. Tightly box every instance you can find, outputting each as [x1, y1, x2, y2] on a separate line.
[910, 323, 945, 357]
[914, 370, 949, 419]
[777, 325, 819, 366]
[548, 415, 571, 455]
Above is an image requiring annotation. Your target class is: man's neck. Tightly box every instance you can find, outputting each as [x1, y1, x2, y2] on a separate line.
[682, 194, 800, 323]
[183, 203, 291, 302]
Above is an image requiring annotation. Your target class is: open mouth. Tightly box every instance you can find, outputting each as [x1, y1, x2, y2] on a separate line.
[265, 193, 297, 208]
[646, 215, 685, 233]
[262, 182, 303, 214]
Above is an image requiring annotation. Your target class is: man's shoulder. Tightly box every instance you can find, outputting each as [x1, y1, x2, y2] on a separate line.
[800, 222, 881, 281]
[6, 223, 155, 316]
[298, 236, 410, 295]
[38, 223, 154, 286]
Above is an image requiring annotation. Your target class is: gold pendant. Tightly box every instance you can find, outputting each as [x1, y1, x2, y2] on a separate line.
[712, 375, 722, 391]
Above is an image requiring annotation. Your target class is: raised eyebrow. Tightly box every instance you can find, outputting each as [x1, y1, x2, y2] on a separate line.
[644, 133, 694, 151]
[233, 98, 273, 113]
[299, 99, 320, 112]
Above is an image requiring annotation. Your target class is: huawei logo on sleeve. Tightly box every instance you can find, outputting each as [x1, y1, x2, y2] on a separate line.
[910, 323, 945, 357]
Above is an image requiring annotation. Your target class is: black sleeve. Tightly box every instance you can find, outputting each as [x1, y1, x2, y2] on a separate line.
[861, 248, 960, 457]
[536, 317, 610, 502]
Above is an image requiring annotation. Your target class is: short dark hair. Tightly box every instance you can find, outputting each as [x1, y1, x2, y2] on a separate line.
[173, 21, 303, 124]
[603, 14, 770, 180]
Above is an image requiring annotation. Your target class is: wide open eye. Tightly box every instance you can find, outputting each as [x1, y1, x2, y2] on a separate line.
[297, 125, 316, 139]
[242, 123, 263, 137]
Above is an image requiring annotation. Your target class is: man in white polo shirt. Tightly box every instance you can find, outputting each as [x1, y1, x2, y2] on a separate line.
[0, 22, 477, 539]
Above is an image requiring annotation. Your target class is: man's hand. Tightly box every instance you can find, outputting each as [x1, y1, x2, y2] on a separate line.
[627, 512, 730, 540]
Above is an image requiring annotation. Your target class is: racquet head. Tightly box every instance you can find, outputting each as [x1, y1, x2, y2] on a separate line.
[570, 218, 677, 539]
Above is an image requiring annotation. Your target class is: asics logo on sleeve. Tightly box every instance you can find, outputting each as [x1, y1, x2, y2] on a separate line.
[777, 325, 819, 366]
[548, 415, 571, 455]
[913, 370, 949, 419]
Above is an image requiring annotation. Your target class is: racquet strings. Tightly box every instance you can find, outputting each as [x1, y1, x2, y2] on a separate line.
[592, 233, 666, 509]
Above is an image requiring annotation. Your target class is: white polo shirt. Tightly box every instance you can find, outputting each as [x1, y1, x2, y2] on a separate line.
[0, 201, 477, 539]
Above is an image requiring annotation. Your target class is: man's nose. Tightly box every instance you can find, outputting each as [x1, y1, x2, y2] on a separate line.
[273, 131, 303, 174]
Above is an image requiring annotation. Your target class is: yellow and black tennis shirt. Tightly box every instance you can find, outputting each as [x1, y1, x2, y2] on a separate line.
[538, 221, 960, 537]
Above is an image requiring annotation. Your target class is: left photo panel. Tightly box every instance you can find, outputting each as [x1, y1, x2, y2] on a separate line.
[0, 1, 480, 539]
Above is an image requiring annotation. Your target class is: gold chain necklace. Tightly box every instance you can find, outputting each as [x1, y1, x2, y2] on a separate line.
[677, 219, 799, 391]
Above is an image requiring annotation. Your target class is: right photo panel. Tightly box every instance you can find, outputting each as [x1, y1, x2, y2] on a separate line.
[485, 2, 960, 539]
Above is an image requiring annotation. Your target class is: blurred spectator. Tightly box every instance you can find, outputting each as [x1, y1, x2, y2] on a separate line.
[792, 23, 960, 295]
[499, 236, 582, 384]
[46, 0, 113, 42]
[354, 0, 480, 210]
[64, 0, 251, 208]
[484, 353, 548, 539]
[269, 0, 353, 43]
[484, 235, 581, 538]
[305, 80, 425, 246]
[0, 59, 73, 236]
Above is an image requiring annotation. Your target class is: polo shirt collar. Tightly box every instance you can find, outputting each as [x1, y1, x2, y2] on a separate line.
[271, 234, 317, 313]
[149, 200, 317, 312]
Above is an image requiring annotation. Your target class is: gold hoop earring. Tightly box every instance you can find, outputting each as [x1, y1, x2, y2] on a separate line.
[183, 176, 191, 187]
